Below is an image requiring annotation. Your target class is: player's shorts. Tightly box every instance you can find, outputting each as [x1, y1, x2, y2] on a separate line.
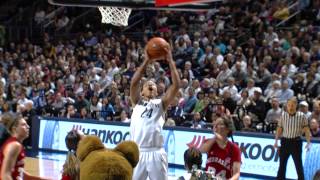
[133, 147, 168, 180]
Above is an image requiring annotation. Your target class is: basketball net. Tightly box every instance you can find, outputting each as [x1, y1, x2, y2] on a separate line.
[98, 6, 132, 26]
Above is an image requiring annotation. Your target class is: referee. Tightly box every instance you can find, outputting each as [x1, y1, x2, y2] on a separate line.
[274, 97, 311, 180]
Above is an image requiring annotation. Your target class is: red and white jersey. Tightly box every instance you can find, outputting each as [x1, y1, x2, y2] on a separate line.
[0, 137, 25, 180]
[205, 141, 241, 179]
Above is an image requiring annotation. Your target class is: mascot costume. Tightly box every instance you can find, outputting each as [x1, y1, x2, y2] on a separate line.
[77, 135, 139, 180]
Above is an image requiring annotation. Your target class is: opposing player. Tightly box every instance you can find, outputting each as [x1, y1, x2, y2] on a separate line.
[129, 47, 180, 180]
[199, 117, 241, 180]
[0, 112, 50, 180]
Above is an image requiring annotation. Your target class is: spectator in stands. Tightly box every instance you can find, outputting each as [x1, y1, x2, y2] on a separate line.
[199, 45, 213, 70]
[220, 77, 239, 102]
[84, 31, 98, 47]
[51, 92, 66, 116]
[74, 92, 89, 113]
[79, 107, 89, 119]
[265, 80, 282, 100]
[122, 62, 136, 79]
[120, 110, 130, 123]
[304, 72, 318, 98]
[280, 68, 294, 88]
[167, 97, 184, 126]
[264, 97, 282, 133]
[191, 41, 203, 67]
[299, 52, 311, 72]
[237, 89, 252, 108]
[255, 63, 272, 90]
[189, 112, 206, 129]
[222, 90, 237, 114]
[265, 97, 282, 124]
[311, 101, 320, 122]
[100, 97, 115, 121]
[278, 80, 294, 105]
[232, 61, 247, 88]
[292, 73, 305, 98]
[55, 14, 70, 31]
[216, 61, 232, 87]
[299, 101, 312, 119]
[155, 58, 167, 71]
[182, 87, 198, 115]
[63, 104, 76, 118]
[264, 26, 279, 45]
[247, 88, 267, 125]
[113, 95, 125, 121]
[34, 7, 46, 24]
[183, 61, 195, 81]
[16, 88, 29, 107]
[310, 118, 320, 138]
[192, 91, 206, 113]
[155, 81, 166, 98]
[232, 47, 247, 71]
[242, 79, 259, 98]
[90, 95, 102, 119]
[241, 115, 256, 132]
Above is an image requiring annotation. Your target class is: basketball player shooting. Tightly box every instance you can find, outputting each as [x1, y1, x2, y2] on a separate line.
[129, 46, 180, 180]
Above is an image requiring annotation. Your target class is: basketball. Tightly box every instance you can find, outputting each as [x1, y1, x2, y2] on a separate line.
[146, 37, 170, 61]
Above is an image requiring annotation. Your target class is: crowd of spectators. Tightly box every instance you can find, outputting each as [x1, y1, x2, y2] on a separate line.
[0, 0, 320, 137]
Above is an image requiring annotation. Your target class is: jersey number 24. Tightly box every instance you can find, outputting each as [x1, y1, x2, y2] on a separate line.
[141, 108, 153, 118]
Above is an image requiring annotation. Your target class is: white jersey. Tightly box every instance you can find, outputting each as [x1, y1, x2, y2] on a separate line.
[130, 98, 165, 148]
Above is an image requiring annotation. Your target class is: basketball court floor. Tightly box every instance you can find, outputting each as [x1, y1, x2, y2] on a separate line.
[25, 151, 259, 180]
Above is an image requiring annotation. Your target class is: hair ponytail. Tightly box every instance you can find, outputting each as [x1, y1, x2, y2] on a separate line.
[62, 130, 81, 180]
[63, 151, 80, 180]
[184, 147, 202, 171]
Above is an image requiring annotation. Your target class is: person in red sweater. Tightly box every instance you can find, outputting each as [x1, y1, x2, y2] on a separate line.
[0, 112, 50, 180]
[200, 116, 241, 180]
[61, 130, 83, 180]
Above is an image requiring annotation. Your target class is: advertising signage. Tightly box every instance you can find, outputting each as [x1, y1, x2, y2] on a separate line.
[38, 118, 320, 179]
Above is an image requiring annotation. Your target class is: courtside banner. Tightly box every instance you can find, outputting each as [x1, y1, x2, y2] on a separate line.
[38, 118, 320, 179]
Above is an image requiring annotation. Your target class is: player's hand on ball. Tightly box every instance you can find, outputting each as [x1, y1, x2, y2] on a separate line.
[164, 47, 173, 63]
[143, 48, 153, 64]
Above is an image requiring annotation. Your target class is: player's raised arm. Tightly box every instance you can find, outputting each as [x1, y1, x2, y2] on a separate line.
[162, 48, 181, 110]
[130, 50, 151, 107]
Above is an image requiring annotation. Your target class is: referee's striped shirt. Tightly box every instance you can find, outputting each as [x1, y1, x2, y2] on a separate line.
[278, 111, 308, 138]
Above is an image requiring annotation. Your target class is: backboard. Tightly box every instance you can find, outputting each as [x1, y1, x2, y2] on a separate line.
[48, 0, 222, 11]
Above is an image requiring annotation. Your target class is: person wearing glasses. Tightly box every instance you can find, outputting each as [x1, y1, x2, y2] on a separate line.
[129, 47, 180, 180]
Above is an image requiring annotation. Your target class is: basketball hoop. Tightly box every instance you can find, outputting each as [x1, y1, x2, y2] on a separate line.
[98, 6, 132, 26]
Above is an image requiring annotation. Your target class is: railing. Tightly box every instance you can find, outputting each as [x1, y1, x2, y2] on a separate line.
[4, 0, 42, 42]
[37, 6, 67, 37]
[64, 8, 96, 34]
[276, 0, 303, 27]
